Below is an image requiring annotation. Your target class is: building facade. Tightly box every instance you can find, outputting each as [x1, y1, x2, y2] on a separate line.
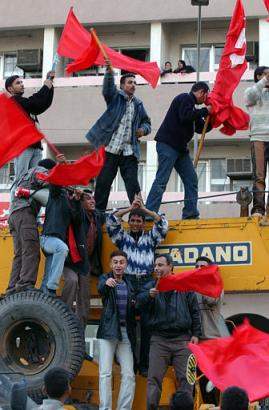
[0, 0, 269, 218]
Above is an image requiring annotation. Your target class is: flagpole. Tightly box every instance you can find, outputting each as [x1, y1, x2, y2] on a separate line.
[193, 116, 210, 168]
[42, 135, 62, 157]
[90, 28, 113, 70]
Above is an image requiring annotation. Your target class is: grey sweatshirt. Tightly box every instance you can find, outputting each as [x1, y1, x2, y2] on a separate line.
[244, 77, 269, 141]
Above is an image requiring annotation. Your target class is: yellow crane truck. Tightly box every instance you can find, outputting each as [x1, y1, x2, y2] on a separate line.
[0, 210, 268, 409]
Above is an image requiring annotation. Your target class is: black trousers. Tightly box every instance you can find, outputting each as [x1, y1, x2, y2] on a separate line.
[94, 152, 141, 211]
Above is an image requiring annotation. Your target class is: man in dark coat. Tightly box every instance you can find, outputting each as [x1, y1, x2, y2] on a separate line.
[97, 250, 136, 410]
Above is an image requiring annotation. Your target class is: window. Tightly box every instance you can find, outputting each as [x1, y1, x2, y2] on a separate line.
[3, 53, 23, 79]
[182, 47, 210, 72]
[210, 159, 229, 191]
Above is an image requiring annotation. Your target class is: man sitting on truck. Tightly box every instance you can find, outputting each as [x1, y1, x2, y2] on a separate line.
[137, 254, 201, 409]
[97, 250, 136, 410]
[106, 196, 169, 376]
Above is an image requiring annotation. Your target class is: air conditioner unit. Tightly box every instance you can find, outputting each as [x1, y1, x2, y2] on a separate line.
[227, 159, 252, 180]
[17, 49, 43, 72]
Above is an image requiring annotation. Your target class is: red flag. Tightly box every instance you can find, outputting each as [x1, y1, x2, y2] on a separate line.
[264, 0, 269, 12]
[189, 320, 269, 402]
[157, 265, 223, 298]
[94, 45, 160, 88]
[207, 0, 249, 135]
[0, 94, 43, 169]
[37, 147, 105, 186]
[57, 7, 91, 60]
[66, 34, 100, 74]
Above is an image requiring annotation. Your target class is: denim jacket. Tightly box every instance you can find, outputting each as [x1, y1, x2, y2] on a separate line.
[85, 71, 151, 159]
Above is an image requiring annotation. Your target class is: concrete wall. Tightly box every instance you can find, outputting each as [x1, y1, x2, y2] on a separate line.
[0, 0, 266, 28]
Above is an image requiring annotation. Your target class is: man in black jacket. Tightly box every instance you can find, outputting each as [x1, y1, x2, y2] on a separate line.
[146, 82, 212, 219]
[5, 72, 54, 183]
[137, 254, 201, 410]
[97, 250, 136, 410]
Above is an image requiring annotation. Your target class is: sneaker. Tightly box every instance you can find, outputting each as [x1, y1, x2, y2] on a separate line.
[252, 212, 263, 218]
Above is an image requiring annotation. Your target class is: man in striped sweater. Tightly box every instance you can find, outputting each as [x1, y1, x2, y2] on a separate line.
[244, 66, 269, 219]
[106, 197, 168, 376]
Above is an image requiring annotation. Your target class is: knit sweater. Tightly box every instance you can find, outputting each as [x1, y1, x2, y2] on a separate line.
[244, 77, 269, 141]
[106, 213, 168, 275]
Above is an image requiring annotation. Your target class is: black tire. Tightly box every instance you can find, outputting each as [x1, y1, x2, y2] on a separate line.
[0, 290, 85, 404]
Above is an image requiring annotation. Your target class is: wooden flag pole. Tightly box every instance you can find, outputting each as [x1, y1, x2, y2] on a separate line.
[193, 115, 210, 168]
[90, 28, 113, 71]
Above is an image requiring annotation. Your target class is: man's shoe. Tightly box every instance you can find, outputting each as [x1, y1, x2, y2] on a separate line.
[15, 285, 34, 293]
[47, 288, 57, 297]
[252, 212, 263, 218]
[260, 216, 269, 226]
[139, 368, 148, 377]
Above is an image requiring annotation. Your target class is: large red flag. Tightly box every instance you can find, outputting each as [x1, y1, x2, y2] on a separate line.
[207, 0, 249, 135]
[36, 147, 105, 186]
[0, 94, 43, 169]
[66, 34, 100, 74]
[57, 7, 91, 60]
[264, 0, 269, 12]
[189, 320, 269, 402]
[157, 265, 223, 298]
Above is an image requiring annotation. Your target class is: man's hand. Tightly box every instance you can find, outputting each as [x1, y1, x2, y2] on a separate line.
[190, 336, 199, 344]
[73, 189, 83, 201]
[106, 278, 117, 287]
[149, 288, 159, 298]
[46, 70, 55, 80]
[131, 195, 142, 209]
[56, 153, 67, 163]
[136, 128, 144, 138]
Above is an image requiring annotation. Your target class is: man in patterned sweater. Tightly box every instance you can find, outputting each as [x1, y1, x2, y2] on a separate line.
[106, 196, 168, 375]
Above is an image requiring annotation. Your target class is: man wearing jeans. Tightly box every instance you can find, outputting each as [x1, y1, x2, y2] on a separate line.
[137, 254, 201, 409]
[97, 250, 136, 410]
[146, 82, 212, 219]
[86, 61, 151, 212]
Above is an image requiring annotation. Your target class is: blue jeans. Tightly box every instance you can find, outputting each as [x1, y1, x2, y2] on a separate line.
[146, 142, 199, 219]
[40, 235, 69, 291]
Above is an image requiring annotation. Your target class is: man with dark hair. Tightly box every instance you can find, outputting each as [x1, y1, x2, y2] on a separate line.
[85, 61, 151, 212]
[6, 158, 56, 294]
[106, 196, 168, 375]
[39, 367, 71, 409]
[137, 254, 201, 409]
[97, 250, 136, 410]
[146, 82, 212, 219]
[221, 386, 249, 410]
[5, 71, 54, 183]
[170, 390, 194, 410]
[244, 66, 269, 218]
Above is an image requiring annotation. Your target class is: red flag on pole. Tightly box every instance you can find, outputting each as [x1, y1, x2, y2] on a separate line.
[0, 94, 43, 169]
[66, 34, 100, 74]
[157, 265, 223, 298]
[36, 147, 105, 186]
[207, 0, 249, 135]
[189, 320, 269, 402]
[263, 0, 269, 12]
[57, 7, 92, 60]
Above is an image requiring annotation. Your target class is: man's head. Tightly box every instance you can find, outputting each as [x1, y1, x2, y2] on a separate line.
[195, 256, 213, 268]
[191, 81, 210, 104]
[254, 65, 269, 83]
[81, 189, 95, 212]
[5, 75, 24, 96]
[110, 250, 128, 279]
[165, 61, 172, 70]
[128, 208, 146, 233]
[38, 158, 56, 170]
[170, 390, 194, 410]
[154, 254, 173, 278]
[44, 367, 71, 403]
[221, 386, 249, 410]
[178, 59, 186, 70]
[120, 73, 136, 97]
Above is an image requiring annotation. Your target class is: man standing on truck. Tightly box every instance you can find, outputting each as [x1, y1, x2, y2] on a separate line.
[106, 196, 168, 376]
[145, 82, 212, 219]
[97, 250, 136, 410]
[85, 60, 151, 213]
[137, 254, 201, 409]
[244, 66, 269, 219]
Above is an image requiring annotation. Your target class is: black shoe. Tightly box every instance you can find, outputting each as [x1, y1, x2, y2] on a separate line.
[47, 288, 57, 297]
[139, 368, 148, 377]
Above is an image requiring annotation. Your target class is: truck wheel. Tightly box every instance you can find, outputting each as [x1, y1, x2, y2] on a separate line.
[0, 290, 85, 404]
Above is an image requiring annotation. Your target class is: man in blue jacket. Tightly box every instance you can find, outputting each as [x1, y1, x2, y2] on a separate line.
[85, 62, 151, 212]
[146, 82, 212, 219]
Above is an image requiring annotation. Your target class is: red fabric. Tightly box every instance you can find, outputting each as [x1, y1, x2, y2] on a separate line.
[189, 320, 269, 402]
[264, 0, 269, 12]
[68, 225, 82, 263]
[66, 33, 100, 74]
[207, 0, 249, 136]
[57, 7, 91, 60]
[0, 94, 43, 169]
[157, 265, 223, 298]
[94, 45, 160, 88]
[36, 147, 105, 186]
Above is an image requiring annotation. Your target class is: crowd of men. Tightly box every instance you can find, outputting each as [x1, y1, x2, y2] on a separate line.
[4, 61, 268, 409]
